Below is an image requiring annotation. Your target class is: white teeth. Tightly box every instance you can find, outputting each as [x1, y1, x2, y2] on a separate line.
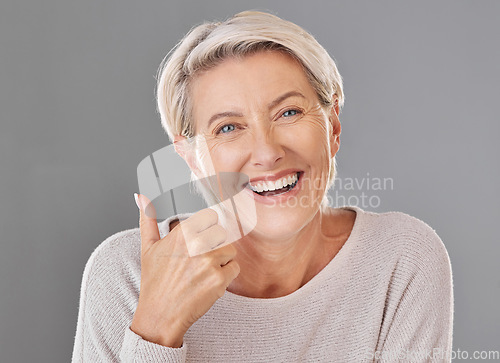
[248, 172, 299, 193]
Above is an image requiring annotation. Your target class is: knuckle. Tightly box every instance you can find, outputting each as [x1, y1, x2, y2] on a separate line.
[190, 235, 201, 248]
[210, 270, 226, 289]
[206, 208, 219, 223]
[200, 209, 218, 228]
[198, 256, 214, 271]
[169, 228, 186, 245]
[222, 243, 237, 258]
[178, 223, 193, 239]
[213, 225, 227, 244]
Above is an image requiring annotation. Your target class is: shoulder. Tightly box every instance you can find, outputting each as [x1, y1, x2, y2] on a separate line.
[359, 208, 448, 255]
[81, 213, 189, 288]
[351, 207, 452, 281]
[85, 227, 140, 275]
[82, 218, 174, 283]
[79, 227, 142, 311]
[356, 211, 455, 353]
[74, 222, 169, 341]
[364, 209, 452, 289]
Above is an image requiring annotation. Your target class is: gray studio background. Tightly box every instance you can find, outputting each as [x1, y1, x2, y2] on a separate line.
[1, 0, 499, 362]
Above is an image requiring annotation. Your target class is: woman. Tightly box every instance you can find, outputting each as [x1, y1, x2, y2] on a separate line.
[72, 11, 453, 362]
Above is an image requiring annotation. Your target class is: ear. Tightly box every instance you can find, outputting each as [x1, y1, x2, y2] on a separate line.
[173, 135, 203, 178]
[328, 95, 341, 158]
[173, 135, 187, 154]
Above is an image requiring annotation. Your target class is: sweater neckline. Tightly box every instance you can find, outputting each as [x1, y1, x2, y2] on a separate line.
[160, 206, 364, 304]
[222, 205, 363, 305]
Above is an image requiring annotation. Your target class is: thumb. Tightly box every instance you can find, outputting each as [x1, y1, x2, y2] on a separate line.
[134, 193, 160, 254]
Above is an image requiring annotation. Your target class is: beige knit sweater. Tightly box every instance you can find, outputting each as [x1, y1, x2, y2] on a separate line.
[71, 206, 453, 362]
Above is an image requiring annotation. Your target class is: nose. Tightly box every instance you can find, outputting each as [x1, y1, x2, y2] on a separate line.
[249, 126, 285, 169]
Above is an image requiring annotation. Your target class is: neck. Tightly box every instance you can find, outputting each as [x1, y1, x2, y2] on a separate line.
[227, 211, 333, 298]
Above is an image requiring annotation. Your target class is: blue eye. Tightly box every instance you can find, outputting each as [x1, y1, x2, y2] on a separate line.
[218, 124, 236, 134]
[283, 109, 300, 117]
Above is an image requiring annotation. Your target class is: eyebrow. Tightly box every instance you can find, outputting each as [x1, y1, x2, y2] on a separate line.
[268, 90, 306, 111]
[206, 91, 306, 128]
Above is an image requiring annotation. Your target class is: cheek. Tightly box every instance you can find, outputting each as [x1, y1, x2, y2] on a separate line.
[281, 120, 331, 162]
[208, 141, 246, 171]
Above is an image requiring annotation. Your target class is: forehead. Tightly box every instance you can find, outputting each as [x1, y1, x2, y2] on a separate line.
[189, 51, 316, 112]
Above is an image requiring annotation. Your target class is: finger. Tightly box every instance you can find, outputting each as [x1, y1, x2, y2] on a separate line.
[220, 260, 240, 285]
[186, 224, 227, 257]
[205, 243, 237, 267]
[181, 208, 218, 234]
[135, 193, 160, 254]
[216, 243, 236, 266]
[198, 224, 227, 249]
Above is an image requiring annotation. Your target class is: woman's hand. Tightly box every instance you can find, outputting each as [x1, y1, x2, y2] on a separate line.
[130, 194, 240, 348]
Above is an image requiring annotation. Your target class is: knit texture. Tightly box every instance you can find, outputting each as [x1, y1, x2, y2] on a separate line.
[71, 206, 453, 362]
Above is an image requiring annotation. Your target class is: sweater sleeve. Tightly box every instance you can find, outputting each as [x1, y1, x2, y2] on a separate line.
[71, 230, 187, 363]
[376, 220, 454, 362]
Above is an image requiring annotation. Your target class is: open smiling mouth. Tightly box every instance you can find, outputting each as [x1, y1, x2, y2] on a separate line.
[245, 172, 301, 197]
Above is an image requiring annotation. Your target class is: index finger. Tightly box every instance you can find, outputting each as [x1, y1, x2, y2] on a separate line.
[180, 207, 219, 234]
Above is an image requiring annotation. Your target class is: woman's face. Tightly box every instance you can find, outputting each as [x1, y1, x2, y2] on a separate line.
[186, 50, 341, 240]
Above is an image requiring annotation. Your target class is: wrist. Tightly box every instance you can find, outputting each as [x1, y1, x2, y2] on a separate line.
[130, 311, 186, 348]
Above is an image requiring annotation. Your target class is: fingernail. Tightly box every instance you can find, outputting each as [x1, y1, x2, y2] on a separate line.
[134, 193, 142, 211]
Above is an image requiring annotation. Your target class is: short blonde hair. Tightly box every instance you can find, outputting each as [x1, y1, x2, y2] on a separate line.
[156, 10, 343, 194]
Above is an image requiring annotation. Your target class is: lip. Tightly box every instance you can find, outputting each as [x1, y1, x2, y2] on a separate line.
[247, 169, 303, 184]
[243, 171, 303, 205]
